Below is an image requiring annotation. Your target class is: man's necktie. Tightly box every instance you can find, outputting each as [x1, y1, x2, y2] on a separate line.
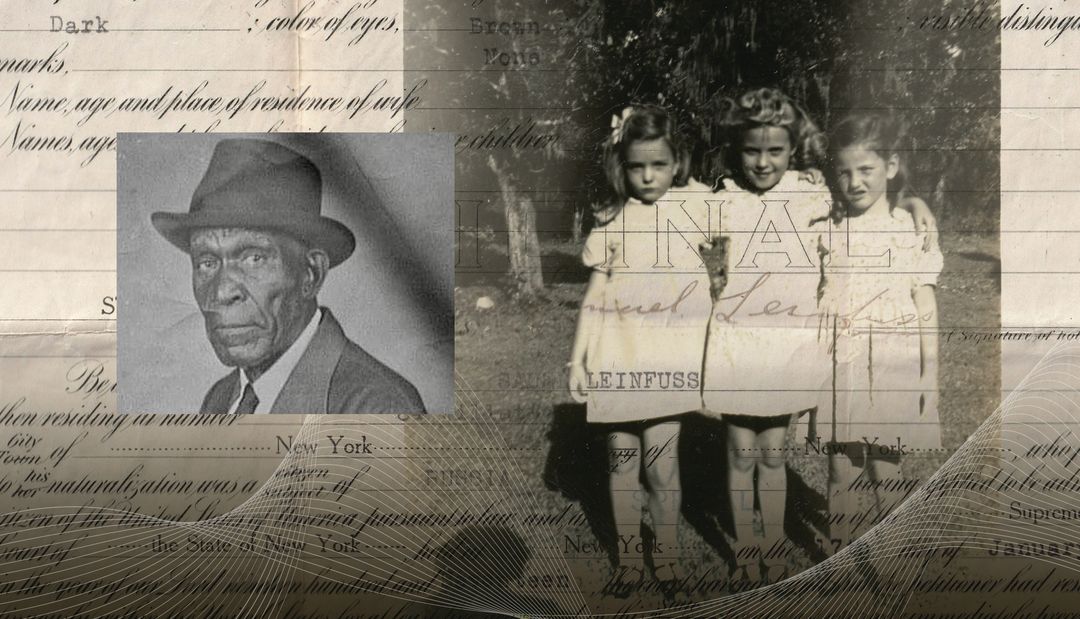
[234, 383, 259, 414]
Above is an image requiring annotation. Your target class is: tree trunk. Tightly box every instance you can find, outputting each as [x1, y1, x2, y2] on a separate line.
[932, 164, 949, 223]
[488, 155, 544, 297]
[572, 205, 584, 245]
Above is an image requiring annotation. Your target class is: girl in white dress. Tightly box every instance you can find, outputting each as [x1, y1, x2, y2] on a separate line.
[814, 112, 943, 551]
[700, 88, 833, 581]
[701, 91, 937, 581]
[568, 105, 713, 580]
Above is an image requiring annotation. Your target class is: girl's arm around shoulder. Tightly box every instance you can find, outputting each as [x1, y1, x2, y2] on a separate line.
[897, 195, 939, 252]
[793, 170, 833, 222]
[892, 209, 945, 288]
[886, 209, 944, 283]
[668, 177, 719, 208]
[680, 177, 719, 194]
[796, 167, 827, 187]
[665, 178, 721, 237]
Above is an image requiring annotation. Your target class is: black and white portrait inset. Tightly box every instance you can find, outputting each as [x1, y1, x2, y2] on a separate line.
[117, 133, 453, 415]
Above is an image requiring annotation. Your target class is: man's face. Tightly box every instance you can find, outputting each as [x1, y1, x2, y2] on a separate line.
[190, 228, 312, 371]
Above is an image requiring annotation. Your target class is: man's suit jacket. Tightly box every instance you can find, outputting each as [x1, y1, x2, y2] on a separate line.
[200, 309, 426, 414]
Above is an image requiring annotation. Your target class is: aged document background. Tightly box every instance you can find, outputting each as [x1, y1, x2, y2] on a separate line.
[1, 0, 1080, 617]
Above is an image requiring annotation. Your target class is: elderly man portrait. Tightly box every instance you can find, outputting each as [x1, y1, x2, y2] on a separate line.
[122, 137, 440, 415]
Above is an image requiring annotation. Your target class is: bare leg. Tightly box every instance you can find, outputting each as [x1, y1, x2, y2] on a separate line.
[726, 424, 759, 566]
[840, 454, 901, 588]
[756, 424, 789, 544]
[641, 420, 682, 562]
[756, 423, 789, 568]
[828, 446, 862, 553]
[607, 430, 644, 569]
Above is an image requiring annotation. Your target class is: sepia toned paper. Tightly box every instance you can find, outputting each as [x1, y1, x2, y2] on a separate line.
[1, 0, 1080, 617]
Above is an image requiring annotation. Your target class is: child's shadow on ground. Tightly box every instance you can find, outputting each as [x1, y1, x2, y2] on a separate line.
[543, 408, 740, 565]
[678, 414, 736, 563]
[543, 403, 619, 565]
[786, 462, 832, 562]
[545, 408, 833, 568]
[682, 413, 833, 564]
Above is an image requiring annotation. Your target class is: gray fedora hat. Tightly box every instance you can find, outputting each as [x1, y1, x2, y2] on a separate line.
[151, 138, 356, 267]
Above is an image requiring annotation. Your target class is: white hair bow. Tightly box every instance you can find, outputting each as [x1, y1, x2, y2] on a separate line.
[609, 106, 633, 145]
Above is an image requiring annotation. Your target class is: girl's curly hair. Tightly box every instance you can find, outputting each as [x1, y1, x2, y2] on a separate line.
[700, 88, 827, 188]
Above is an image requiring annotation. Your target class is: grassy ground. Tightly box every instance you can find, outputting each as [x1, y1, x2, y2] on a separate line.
[453, 230, 1000, 606]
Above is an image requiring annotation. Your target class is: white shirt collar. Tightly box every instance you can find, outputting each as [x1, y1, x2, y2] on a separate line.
[228, 308, 323, 414]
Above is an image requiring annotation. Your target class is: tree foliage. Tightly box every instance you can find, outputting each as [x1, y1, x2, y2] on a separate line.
[574, 0, 999, 231]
